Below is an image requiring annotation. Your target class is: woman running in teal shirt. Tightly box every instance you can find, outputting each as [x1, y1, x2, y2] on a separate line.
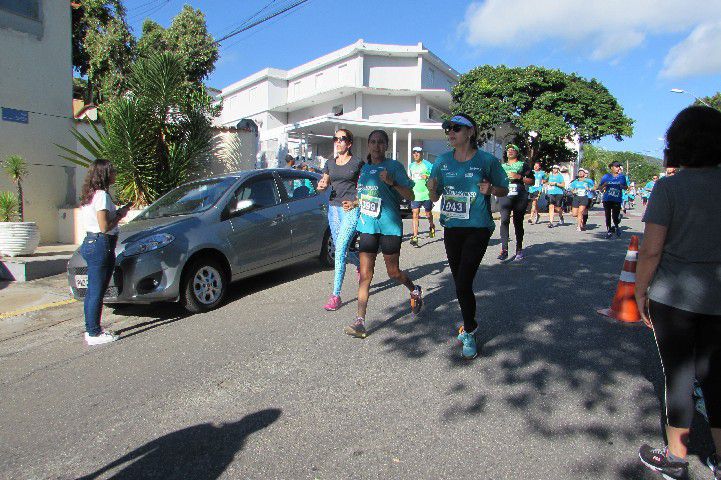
[344, 130, 422, 338]
[427, 114, 509, 359]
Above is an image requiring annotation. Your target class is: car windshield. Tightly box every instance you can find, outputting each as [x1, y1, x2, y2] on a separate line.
[135, 177, 238, 220]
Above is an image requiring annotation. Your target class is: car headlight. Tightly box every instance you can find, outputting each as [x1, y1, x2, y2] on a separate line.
[124, 233, 175, 257]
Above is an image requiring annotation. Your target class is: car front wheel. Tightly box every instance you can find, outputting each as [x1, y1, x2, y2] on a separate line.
[181, 259, 227, 313]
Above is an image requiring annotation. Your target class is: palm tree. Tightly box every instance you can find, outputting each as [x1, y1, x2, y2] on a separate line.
[59, 52, 217, 206]
[3, 154, 29, 221]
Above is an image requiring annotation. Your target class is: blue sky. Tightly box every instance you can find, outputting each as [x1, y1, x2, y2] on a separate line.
[124, 0, 721, 158]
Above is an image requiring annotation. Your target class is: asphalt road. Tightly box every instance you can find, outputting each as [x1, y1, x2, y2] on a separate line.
[0, 207, 714, 480]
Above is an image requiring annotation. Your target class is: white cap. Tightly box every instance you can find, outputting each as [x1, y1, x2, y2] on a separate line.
[578, 168, 588, 174]
[412, 146, 423, 152]
[552, 164, 561, 169]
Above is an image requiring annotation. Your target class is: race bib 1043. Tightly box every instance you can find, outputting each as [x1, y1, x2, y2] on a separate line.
[360, 194, 382, 218]
[441, 194, 470, 220]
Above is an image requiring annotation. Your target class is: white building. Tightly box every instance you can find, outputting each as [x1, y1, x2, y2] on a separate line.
[216, 40, 461, 169]
[0, 0, 74, 244]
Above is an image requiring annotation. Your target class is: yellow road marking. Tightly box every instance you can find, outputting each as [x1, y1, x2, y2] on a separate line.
[0, 299, 77, 319]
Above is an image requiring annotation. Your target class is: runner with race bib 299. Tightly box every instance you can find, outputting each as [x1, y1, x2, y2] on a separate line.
[427, 114, 509, 360]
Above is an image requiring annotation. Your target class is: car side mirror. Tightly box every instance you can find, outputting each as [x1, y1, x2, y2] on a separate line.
[230, 199, 255, 216]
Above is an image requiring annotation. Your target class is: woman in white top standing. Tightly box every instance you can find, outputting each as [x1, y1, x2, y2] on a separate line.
[79, 159, 129, 345]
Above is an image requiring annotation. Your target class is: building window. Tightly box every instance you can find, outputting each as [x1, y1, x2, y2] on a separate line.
[332, 105, 343, 116]
[0, 0, 39, 19]
[428, 106, 444, 122]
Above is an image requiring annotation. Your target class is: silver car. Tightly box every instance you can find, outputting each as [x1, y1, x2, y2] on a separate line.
[67, 169, 333, 312]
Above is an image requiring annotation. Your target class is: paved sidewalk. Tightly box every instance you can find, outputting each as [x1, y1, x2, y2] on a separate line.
[0, 273, 73, 316]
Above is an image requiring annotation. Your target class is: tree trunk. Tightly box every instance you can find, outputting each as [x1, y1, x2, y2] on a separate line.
[17, 182, 23, 222]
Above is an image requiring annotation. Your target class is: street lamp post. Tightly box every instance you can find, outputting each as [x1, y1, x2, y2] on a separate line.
[670, 88, 712, 108]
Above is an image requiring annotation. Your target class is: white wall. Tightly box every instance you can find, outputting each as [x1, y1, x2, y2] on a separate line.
[287, 56, 360, 104]
[287, 94, 358, 125]
[0, 1, 73, 244]
[363, 95, 417, 123]
[363, 55, 419, 90]
[421, 58, 456, 91]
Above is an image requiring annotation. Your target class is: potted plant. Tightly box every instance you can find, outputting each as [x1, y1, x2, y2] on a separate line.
[0, 155, 40, 257]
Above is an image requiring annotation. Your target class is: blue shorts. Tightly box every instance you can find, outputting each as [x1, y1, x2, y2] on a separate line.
[410, 199, 433, 211]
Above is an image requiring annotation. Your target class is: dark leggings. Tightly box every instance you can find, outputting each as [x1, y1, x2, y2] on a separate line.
[603, 201, 621, 230]
[443, 227, 491, 332]
[650, 300, 721, 428]
[498, 193, 528, 252]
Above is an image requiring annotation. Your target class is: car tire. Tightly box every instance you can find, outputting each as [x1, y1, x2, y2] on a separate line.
[181, 258, 227, 313]
[319, 228, 334, 268]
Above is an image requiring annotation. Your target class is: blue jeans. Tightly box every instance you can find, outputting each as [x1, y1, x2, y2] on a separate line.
[327, 205, 360, 296]
[79, 233, 116, 336]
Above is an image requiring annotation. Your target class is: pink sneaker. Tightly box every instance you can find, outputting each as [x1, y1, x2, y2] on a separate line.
[323, 295, 342, 311]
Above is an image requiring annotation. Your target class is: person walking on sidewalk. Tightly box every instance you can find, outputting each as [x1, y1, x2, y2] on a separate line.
[78, 159, 129, 346]
[317, 129, 363, 311]
[546, 165, 566, 227]
[497, 143, 534, 260]
[344, 130, 422, 338]
[427, 114, 509, 359]
[598, 161, 628, 238]
[636, 106, 721, 480]
[528, 162, 547, 224]
[408, 146, 436, 247]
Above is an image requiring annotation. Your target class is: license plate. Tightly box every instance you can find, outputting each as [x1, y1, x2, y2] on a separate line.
[75, 275, 88, 289]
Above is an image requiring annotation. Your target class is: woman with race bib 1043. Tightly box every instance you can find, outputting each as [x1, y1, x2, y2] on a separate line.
[343, 130, 423, 339]
[427, 114, 509, 359]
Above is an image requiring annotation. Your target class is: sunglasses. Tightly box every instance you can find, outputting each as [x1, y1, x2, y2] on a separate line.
[333, 136, 350, 143]
[443, 124, 465, 134]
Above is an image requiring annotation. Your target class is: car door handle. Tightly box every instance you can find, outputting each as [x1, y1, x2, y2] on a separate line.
[319, 203, 327, 212]
[270, 214, 284, 226]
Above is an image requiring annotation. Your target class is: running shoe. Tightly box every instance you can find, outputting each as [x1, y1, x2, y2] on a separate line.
[547, 223, 554, 229]
[638, 444, 689, 480]
[323, 295, 342, 311]
[409, 236, 419, 247]
[606, 230, 613, 238]
[497, 250, 508, 261]
[534, 216, 540, 224]
[344, 318, 367, 338]
[707, 453, 721, 480]
[458, 330, 478, 359]
[527, 217, 533, 224]
[616, 227, 622, 237]
[410, 285, 423, 314]
[559, 214, 564, 225]
[429, 226, 436, 238]
[514, 250, 525, 261]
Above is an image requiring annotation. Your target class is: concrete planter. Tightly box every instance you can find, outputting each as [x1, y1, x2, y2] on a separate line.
[0, 222, 41, 257]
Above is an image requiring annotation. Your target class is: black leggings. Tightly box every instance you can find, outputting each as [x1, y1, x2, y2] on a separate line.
[443, 227, 492, 332]
[498, 193, 528, 251]
[603, 201, 621, 230]
[650, 300, 721, 428]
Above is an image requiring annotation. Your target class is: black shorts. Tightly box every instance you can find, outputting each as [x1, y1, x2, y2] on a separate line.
[357, 233, 402, 255]
[529, 190, 541, 200]
[572, 196, 590, 208]
[547, 194, 563, 206]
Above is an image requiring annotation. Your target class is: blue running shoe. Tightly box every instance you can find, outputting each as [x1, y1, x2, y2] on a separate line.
[459, 331, 477, 359]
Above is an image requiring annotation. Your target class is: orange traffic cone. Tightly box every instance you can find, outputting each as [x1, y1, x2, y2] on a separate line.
[598, 235, 642, 323]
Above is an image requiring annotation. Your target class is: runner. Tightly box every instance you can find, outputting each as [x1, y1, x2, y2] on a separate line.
[598, 160, 628, 238]
[344, 129, 422, 338]
[628, 183, 636, 209]
[569, 168, 595, 231]
[426, 114, 509, 359]
[546, 165, 566, 227]
[497, 143, 534, 260]
[528, 162, 547, 224]
[408, 146, 436, 247]
[642, 175, 658, 206]
[317, 129, 363, 311]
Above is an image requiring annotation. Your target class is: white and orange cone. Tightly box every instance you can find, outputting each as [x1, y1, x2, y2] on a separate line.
[598, 235, 642, 323]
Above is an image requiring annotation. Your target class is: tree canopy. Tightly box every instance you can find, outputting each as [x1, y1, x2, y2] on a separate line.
[581, 145, 661, 184]
[450, 65, 634, 166]
[696, 92, 721, 110]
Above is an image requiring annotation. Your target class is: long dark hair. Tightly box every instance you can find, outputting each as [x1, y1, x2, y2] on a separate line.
[80, 159, 115, 206]
[335, 128, 354, 156]
[665, 106, 721, 168]
[366, 129, 389, 162]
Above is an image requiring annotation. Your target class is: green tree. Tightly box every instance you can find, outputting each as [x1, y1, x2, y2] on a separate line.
[450, 66, 634, 166]
[696, 92, 721, 110]
[0, 192, 19, 222]
[3, 155, 29, 222]
[581, 145, 661, 184]
[72, 0, 135, 103]
[136, 19, 168, 60]
[59, 53, 218, 206]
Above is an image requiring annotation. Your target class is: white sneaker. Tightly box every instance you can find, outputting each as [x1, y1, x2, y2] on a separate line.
[84, 331, 118, 345]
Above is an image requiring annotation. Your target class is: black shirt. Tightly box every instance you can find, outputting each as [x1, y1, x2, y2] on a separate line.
[322, 156, 363, 206]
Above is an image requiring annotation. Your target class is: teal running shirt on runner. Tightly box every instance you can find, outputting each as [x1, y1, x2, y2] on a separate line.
[643, 180, 655, 198]
[529, 171, 548, 193]
[429, 150, 508, 230]
[547, 173, 565, 195]
[569, 178, 595, 197]
[356, 158, 414, 236]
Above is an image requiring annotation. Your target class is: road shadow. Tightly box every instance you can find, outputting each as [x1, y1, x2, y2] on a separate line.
[76, 408, 281, 480]
[368, 226, 715, 476]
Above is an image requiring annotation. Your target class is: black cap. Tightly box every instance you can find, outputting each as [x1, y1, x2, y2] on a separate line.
[609, 161, 622, 167]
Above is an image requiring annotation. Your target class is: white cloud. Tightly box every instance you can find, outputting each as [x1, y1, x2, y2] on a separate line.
[460, 0, 721, 74]
[661, 21, 721, 78]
